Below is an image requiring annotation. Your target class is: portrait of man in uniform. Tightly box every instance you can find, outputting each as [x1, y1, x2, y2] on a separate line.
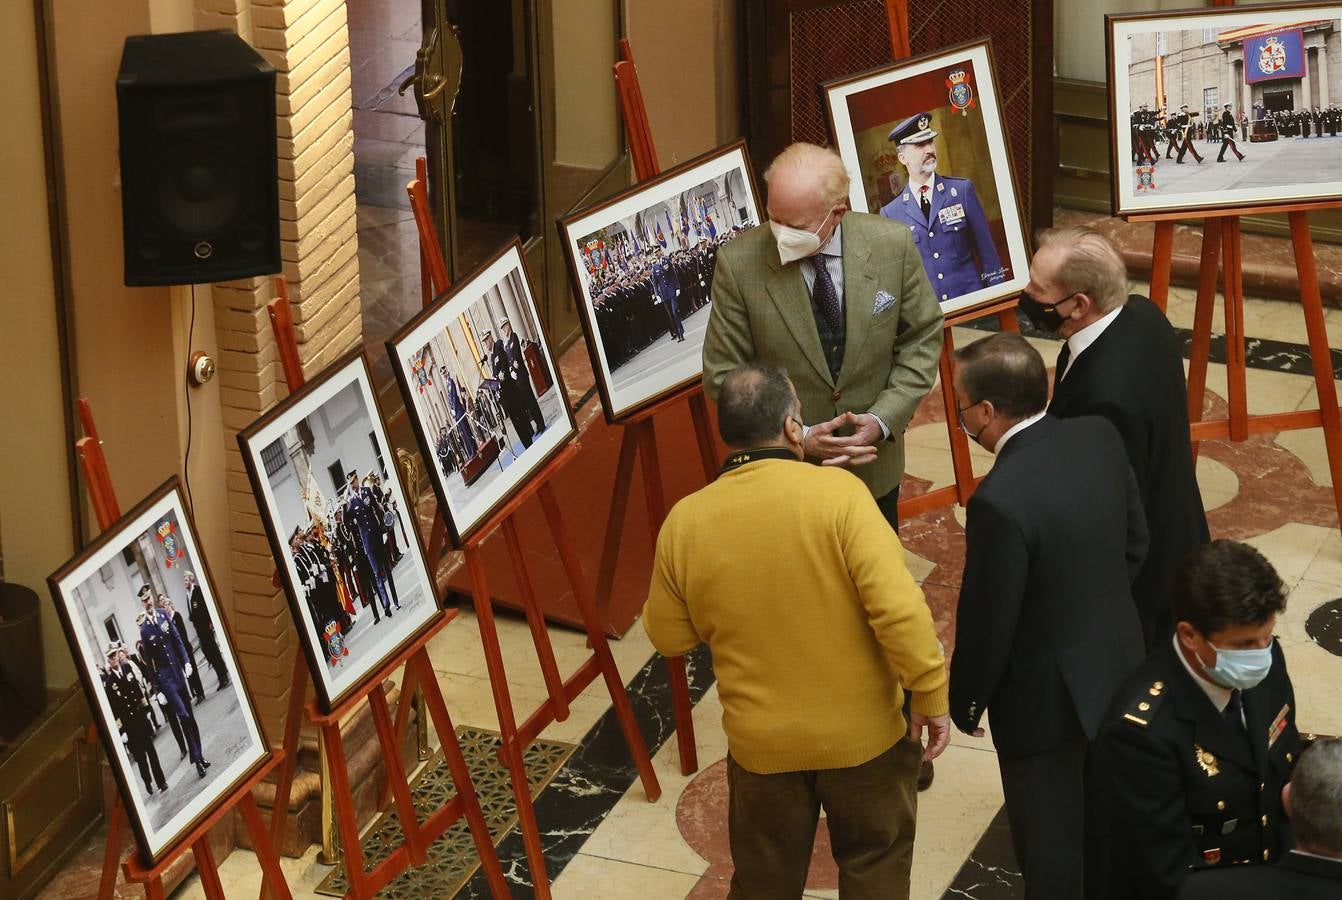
[878, 111, 1006, 304]
[824, 40, 1030, 317]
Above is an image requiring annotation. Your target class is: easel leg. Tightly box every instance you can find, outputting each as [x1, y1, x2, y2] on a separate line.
[466, 547, 552, 899]
[1290, 211, 1342, 527]
[240, 793, 293, 900]
[1187, 219, 1223, 461]
[1221, 217, 1249, 442]
[320, 724, 369, 899]
[687, 390, 719, 482]
[368, 687, 428, 866]
[636, 420, 667, 529]
[259, 654, 306, 900]
[379, 661, 421, 812]
[666, 656, 698, 775]
[939, 331, 976, 506]
[409, 652, 510, 898]
[594, 426, 641, 622]
[1150, 221, 1176, 314]
[190, 838, 225, 900]
[537, 484, 664, 801]
[502, 517, 570, 720]
[99, 799, 124, 900]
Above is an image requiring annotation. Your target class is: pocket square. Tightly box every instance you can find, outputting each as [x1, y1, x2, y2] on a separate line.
[873, 290, 897, 315]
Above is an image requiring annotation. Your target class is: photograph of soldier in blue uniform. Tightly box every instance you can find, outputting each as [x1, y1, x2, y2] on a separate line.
[649, 246, 687, 342]
[879, 111, 1006, 305]
[344, 469, 400, 619]
[137, 585, 210, 778]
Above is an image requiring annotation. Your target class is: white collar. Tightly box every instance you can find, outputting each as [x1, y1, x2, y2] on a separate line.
[1172, 632, 1232, 713]
[1061, 304, 1124, 379]
[993, 411, 1046, 455]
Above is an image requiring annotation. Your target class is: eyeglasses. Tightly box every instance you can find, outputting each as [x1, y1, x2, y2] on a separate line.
[1021, 290, 1080, 314]
[956, 400, 981, 435]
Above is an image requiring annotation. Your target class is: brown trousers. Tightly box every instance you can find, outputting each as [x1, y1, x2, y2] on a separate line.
[726, 737, 922, 899]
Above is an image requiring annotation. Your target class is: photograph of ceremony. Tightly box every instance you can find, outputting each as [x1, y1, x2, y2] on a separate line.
[47, 482, 268, 862]
[560, 141, 759, 421]
[824, 39, 1031, 317]
[238, 351, 439, 711]
[1109, 5, 1342, 215]
[389, 240, 575, 544]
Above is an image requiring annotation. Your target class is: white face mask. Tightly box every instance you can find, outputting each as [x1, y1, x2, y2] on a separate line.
[770, 207, 836, 265]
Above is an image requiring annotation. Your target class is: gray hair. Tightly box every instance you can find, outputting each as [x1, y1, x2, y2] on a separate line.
[763, 143, 851, 208]
[1035, 226, 1128, 314]
[1292, 737, 1342, 855]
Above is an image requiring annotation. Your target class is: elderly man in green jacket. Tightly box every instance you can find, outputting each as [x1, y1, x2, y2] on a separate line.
[703, 140, 944, 787]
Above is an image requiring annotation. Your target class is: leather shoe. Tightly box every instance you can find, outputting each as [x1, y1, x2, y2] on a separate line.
[917, 759, 935, 791]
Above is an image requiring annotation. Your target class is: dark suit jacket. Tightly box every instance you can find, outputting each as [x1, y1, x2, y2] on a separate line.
[950, 415, 1148, 759]
[1049, 295, 1209, 646]
[1177, 851, 1342, 900]
[1093, 641, 1302, 900]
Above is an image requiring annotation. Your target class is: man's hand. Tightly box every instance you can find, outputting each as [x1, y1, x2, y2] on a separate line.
[804, 412, 881, 467]
[909, 712, 952, 761]
[184, 663, 193, 678]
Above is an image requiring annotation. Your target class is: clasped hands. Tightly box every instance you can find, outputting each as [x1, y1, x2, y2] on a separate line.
[803, 411, 883, 467]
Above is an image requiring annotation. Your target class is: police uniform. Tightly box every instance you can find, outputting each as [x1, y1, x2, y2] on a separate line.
[1092, 638, 1301, 900]
[138, 604, 208, 774]
[878, 112, 1005, 305]
[343, 484, 397, 616]
[104, 648, 168, 793]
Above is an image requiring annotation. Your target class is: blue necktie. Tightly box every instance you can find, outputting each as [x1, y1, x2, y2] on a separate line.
[1225, 690, 1247, 739]
[812, 257, 842, 332]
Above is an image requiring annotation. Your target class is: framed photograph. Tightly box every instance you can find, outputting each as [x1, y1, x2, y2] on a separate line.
[824, 39, 1031, 318]
[1107, 2, 1342, 216]
[558, 140, 761, 422]
[238, 348, 441, 712]
[387, 239, 577, 546]
[47, 479, 269, 864]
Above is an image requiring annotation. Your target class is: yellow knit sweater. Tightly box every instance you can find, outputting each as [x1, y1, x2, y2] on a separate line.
[643, 456, 949, 774]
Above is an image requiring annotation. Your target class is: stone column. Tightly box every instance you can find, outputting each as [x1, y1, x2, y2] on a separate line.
[195, 0, 362, 738]
[1318, 43, 1330, 107]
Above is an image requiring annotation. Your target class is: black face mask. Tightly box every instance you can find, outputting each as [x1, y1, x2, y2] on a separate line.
[1018, 290, 1076, 333]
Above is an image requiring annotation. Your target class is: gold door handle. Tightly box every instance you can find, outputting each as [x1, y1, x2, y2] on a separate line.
[421, 75, 448, 101]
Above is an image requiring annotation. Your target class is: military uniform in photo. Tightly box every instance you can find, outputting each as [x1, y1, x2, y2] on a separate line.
[138, 601, 208, 776]
[878, 113, 1005, 303]
[343, 479, 398, 617]
[167, 605, 205, 703]
[187, 580, 229, 690]
[649, 252, 686, 341]
[104, 647, 168, 794]
[1093, 639, 1302, 899]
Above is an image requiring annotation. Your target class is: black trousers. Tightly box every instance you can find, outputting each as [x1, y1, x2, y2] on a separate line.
[875, 486, 900, 536]
[998, 730, 1101, 900]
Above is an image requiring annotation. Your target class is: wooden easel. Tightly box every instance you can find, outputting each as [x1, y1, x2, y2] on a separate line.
[75, 402, 291, 900]
[261, 276, 508, 899]
[1136, 205, 1342, 527]
[404, 165, 662, 900]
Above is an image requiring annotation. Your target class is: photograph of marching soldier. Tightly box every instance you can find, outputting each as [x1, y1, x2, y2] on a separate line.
[560, 142, 760, 422]
[391, 240, 576, 544]
[1109, 6, 1342, 216]
[239, 351, 440, 710]
[48, 482, 268, 861]
[824, 39, 1030, 317]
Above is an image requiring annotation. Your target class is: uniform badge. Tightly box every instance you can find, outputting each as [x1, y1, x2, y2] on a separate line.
[1195, 743, 1220, 777]
[1136, 165, 1158, 192]
[155, 519, 181, 568]
[947, 69, 976, 116]
[323, 620, 349, 665]
[938, 204, 966, 226]
[1202, 848, 1222, 865]
[1268, 703, 1290, 747]
[950, 187, 959, 198]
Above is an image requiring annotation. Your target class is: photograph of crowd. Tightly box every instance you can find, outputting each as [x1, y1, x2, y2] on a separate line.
[239, 352, 439, 710]
[824, 40, 1030, 317]
[1109, 6, 1342, 215]
[48, 482, 267, 861]
[561, 142, 759, 421]
[390, 240, 574, 544]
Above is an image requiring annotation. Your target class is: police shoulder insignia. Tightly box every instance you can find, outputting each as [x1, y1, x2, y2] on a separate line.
[1121, 680, 1166, 727]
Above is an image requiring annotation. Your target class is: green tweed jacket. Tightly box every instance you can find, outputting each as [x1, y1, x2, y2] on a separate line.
[702, 212, 944, 499]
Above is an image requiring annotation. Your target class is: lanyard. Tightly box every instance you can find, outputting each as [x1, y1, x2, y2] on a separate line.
[719, 447, 797, 476]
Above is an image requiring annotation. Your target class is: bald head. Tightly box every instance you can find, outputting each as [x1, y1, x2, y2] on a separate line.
[1031, 226, 1129, 315]
[717, 363, 799, 449]
[763, 143, 851, 232]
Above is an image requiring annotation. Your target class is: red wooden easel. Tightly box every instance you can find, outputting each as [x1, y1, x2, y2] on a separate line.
[76, 402, 291, 900]
[261, 275, 508, 899]
[404, 170, 662, 899]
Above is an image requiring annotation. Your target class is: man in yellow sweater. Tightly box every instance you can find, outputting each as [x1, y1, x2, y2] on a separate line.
[643, 362, 950, 898]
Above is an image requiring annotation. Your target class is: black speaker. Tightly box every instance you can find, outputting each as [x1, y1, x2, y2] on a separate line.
[117, 30, 280, 286]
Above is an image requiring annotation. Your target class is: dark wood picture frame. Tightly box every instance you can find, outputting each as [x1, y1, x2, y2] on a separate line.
[556, 139, 762, 424]
[386, 238, 578, 547]
[236, 347, 443, 713]
[1106, 1, 1342, 217]
[821, 37, 1033, 319]
[46, 478, 271, 866]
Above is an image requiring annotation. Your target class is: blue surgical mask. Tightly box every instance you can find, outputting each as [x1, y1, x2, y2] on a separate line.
[1201, 639, 1274, 691]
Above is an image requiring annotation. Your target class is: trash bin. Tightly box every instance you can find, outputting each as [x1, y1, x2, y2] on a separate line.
[0, 583, 47, 742]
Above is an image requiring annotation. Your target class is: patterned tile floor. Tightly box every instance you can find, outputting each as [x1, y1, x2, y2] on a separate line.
[168, 279, 1342, 899]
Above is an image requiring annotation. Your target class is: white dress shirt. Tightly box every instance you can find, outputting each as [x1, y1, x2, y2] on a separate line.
[992, 411, 1046, 455]
[1173, 632, 1235, 717]
[1059, 304, 1123, 381]
[800, 223, 844, 305]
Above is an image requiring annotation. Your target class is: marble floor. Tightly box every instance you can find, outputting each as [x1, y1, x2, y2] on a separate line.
[148, 276, 1342, 900]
